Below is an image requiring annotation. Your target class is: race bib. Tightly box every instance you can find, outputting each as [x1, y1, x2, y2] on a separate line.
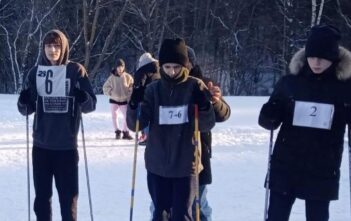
[293, 101, 334, 130]
[36, 65, 67, 96]
[36, 65, 69, 113]
[159, 105, 189, 125]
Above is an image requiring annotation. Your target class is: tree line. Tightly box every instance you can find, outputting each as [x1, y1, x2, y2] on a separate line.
[1, 0, 351, 95]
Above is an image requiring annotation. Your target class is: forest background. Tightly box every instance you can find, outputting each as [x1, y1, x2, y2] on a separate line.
[1, 0, 351, 95]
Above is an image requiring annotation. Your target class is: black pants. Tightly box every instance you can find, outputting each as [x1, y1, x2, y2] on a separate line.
[267, 191, 330, 221]
[147, 171, 196, 221]
[32, 147, 79, 221]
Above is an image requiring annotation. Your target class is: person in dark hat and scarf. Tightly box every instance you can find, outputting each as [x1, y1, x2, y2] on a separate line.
[127, 38, 215, 221]
[259, 24, 351, 221]
[17, 29, 96, 221]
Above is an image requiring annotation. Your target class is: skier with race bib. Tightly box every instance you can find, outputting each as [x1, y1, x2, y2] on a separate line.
[259, 25, 351, 221]
[17, 29, 96, 221]
[127, 38, 215, 221]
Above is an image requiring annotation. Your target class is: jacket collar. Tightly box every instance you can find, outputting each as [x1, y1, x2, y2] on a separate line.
[289, 46, 351, 81]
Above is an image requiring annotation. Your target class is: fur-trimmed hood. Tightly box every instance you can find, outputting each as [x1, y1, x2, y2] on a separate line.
[289, 46, 351, 81]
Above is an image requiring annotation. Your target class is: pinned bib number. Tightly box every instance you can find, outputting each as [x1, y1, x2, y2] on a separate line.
[36, 65, 67, 96]
[293, 101, 334, 130]
[159, 105, 189, 125]
[36, 65, 69, 113]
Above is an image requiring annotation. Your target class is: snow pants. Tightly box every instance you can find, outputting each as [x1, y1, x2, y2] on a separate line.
[267, 191, 330, 221]
[110, 103, 128, 131]
[32, 147, 79, 221]
[147, 171, 196, 221]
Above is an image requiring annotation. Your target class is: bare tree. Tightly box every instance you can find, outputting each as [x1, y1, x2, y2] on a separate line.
[0, 0, 61, 92]
[311, 0, 325, 26]
[82, 0, 130, 80]
[336, 0, 351, 28]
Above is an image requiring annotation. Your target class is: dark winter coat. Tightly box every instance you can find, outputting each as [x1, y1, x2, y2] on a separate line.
[258, 47, 351, 200]
[189, 65, 231, 185]
[199, 98, 231, 185]
[17, 30, 96, 150]
[127, 68, 216, 178]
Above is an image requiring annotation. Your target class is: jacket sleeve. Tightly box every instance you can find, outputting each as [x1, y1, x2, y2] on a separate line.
[198, 104, 216, 132]
[258, 78, 285, 130]
[213, 97, 231, 122]
[17, 68, 37, 116]
[77, 66, 96, 114]
[127, 85, 152, 132]
[102, 75, 112, 96]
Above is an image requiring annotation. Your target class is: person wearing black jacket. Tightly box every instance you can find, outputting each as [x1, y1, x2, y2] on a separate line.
[127, 38, 215, 221]
[17, 29, 96, 221]
[133, 52, 160, 145]
[258, 25, 351, 221]
[187, 46, 231, 221]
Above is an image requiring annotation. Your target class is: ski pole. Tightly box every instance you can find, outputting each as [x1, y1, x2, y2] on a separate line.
[80, 115, 94, 221]
[26, 107, 31, 221]
[348, 124, 351, 217]
[129, 104, 141, 221]
[263, 129, 274, 221]
[194, 104, 200, 221]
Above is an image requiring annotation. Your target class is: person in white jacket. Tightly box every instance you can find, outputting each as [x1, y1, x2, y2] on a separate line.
[103, 58, 134, 139]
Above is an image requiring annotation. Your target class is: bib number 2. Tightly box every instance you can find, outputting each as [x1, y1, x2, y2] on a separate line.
[293, 101, 334, 130]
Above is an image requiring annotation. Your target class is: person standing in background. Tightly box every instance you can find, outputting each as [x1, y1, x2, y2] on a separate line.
[103, 58, 134, 140]
[133, 52, 160, 145]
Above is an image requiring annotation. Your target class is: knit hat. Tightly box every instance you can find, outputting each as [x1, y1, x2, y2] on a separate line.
[137, 52, 158, 69]
[159, 38, 189, 67]
[186, 46, 196, 66]
[305, 24, 341, 62]
[116, 58, 125, 67]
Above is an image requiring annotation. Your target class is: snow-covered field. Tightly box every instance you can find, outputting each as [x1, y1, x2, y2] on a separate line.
[0, 94, 349, 221]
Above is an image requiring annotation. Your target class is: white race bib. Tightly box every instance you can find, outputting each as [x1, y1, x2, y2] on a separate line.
[159, 105, 189, 125]
[36, 65, 67, 96]
[36, 65, 69, 113]
[293, 101, 334, 130]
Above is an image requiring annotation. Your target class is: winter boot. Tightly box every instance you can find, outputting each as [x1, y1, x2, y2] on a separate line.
[115, 130, 121, 139]
[122, 131, 133, 140]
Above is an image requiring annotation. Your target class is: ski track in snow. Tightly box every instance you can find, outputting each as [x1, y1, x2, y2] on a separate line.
[0, 95, 349, 221]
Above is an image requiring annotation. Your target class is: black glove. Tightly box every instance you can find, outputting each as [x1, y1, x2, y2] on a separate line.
[19, 89, 32, 105]
[74, 88, 88, 103]
[258, 100, 284, 130]
[129, 86, 145, 108]
[193, 85, 211, 111]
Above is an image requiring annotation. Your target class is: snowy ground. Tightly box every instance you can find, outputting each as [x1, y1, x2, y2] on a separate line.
[0, 94, 350, 221]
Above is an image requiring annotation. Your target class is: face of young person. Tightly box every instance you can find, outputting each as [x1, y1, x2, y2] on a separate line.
[307, 57, 332, 74]
[116, 66, 124, 75]
[162, 63, 182, 78]
[44, 43, 61, 65]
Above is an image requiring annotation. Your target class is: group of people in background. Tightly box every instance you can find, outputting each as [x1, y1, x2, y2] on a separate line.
[16, 23, 351, 221]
